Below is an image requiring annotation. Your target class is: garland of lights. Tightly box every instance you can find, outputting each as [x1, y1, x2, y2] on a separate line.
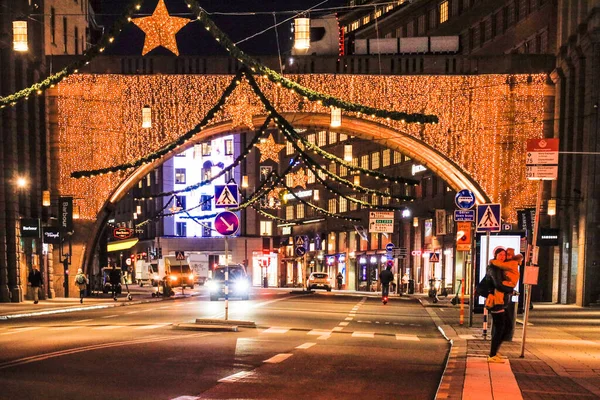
[243, 71, 419, 186]
[134, 116, 271, 200]
[281, 182, 361, 222]
[183, 0, 438, 124]
[0, 0, 141, 108]
[71, 70, 249, 178]
[252, 204, 287, 222]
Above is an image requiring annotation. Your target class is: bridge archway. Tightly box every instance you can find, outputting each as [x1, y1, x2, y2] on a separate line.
[82, 112, 490, 271]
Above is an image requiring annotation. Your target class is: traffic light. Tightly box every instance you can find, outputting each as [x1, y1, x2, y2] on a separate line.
[157, 247, 162, 259]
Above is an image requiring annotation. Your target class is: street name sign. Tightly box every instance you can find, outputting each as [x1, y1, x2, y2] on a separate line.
[454, 210, 475, 222]
[369, 211, 394, 233]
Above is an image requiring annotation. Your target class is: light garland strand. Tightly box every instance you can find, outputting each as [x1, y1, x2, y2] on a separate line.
[281, 182, 361, 222]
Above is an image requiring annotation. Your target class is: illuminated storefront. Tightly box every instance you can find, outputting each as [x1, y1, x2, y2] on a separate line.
[251, 250, 278, 287]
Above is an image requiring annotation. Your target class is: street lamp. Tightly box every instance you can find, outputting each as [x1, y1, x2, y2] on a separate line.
[16, 176, 28, 188]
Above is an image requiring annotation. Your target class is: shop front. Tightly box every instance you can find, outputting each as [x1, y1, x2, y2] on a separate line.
[356, 253, 387, 292]
[324, 253, 347, 288]
[251, 251, 278, 287]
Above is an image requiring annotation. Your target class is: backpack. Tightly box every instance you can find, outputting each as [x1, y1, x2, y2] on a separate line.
[76, 274, 86, 284]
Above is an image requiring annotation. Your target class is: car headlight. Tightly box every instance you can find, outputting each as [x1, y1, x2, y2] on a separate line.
[207, 281, 217, 292]
[170, 275, 178, 281]
[188, 274, 194, 280]
[234, 279, 249, 292]
[153, 274, 159, 280]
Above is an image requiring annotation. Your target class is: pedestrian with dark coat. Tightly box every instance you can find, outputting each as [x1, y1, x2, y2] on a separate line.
[28, 267, 43, 304]
[336, 272, 343, 290]
[109, 264, 121, 301]
[486, 248, 514, 363]
[380, 265, 394, 300]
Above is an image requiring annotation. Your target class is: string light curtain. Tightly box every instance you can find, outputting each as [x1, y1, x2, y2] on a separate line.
[57, 73, 546, 221]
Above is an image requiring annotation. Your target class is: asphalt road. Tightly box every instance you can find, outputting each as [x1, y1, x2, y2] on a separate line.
[0, 289, 449, 400]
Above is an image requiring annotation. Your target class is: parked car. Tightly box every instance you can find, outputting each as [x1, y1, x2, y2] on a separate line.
[308, 272, 332, 292]
[207, 264, 250, 301]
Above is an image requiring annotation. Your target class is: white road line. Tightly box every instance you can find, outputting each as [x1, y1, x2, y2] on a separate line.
[73, 319, 92, 323]
[395, 334, 420, 341]
[262, 327, 289, 334]
[218, 371, 254, 383]
[296, 342, 316, 349]
[345, 317, 353, 321]
[308, 329, 332, 336]
[170, 396, 199, 400]
[0, 327, 39, 335]
[264, 353, 293, 363]
[92, 326, 125, 330]
[135, 324, 170, 330]
[48, 326, 78, 331]
[101, 315, 118, 319]
[352, 332, 374, 338]
[332, 327, 343, 332]
[317, 335, 330, 340]
[125, 311, 139, 315]
[339, 322, 349, 326]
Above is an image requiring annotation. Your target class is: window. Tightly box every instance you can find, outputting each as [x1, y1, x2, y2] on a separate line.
[360, 155, 369, 169]
[352, 157, 359, 175]
[393, 151, 402, 164]
[175, 168, 186, 184]
[201, 161, 212, 182]
[225, 139, 233, 155]
[74, 27, 79, 55]
[200, 195, 212, 211]
[502, 6, 509, 32]
[202, 142, 211, 156]
[296, 204, 305, 219]
[480, 21, 486, 45]
[146, 173, 151, 186]
[428, 9, 436, 30]
[307, 169, 316, 184]
[382, 149, 391, 167]
[260, 221, 272, 236]
[286, 175, 293, 187]
[50, 8, 56, 44]
[286, 206, 294, 220]
[491, 13, 498, 38]
[176, 196, 186, 210]
[308, 134, 316, 144]
[350, 198, 358, 211]
[371, 152, 380, 169]
[407, 20, 414, 37]
[339, 133, 347, 141]
[418, 15, 426, 35]
[328, 162, 336, 175]
[286, 141, 294, 155]
[371, 194, 378, 205]
[329, 131, 337, 144]
[514, 0, 520, 22]
[340, 165, 348, 177]
[63, 17, 68, 53]
[328, 199, 337, 214]
[202, 222, 212, 237]
[318, 169, 327, 181]
[176, 222, 187, 237]
[339, 197, 348, 213]
[439, 1, 449, 24]
[318, 131, 327, 147]
[382, 194, 390, 205]
[363, 15, 370, 25]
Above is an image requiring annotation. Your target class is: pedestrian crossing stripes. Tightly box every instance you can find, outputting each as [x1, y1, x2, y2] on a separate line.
[218, 370, 254, 383]
[352, 332, 375, 338]
[263, 353, 293, 363]
[262, 327, 289, 334]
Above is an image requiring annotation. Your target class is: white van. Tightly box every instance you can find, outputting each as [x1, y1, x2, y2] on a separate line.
[134, 260, 157, 286]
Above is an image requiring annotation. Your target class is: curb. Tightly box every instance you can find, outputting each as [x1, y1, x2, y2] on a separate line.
[173, 323, 239, 332]
[195, 318, 256, 328]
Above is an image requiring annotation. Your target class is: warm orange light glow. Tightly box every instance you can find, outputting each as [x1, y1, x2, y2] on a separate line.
[12, 20, 28, 52]
[131, 0, 190, 56]
[255, 134, 285, 163]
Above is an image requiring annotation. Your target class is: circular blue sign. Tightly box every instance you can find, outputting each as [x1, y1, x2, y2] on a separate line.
[385, 243, 395, 252]
[455, 189, 476, 210]
[295, 247, 306, 257]
[214, 211, 240, 236]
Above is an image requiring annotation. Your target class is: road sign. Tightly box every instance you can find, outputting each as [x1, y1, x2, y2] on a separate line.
[454, 210, 475, 222]
[214, 184, 239, 208]
[214, 211, 240, 236]
[369, 211, 394, 233]
[526, 138, 559, 180]
[385, 243, 395, 252]
[455, 189, 476, 210]
[476, 204, 501, 233]
[429, 252, 440, 263]
[295, 246, 306, 257]
[393, 247, 408, 258]
[456, 221, 472, 251]
[175, 251, 185, 261]
[502, 223, 512, 231]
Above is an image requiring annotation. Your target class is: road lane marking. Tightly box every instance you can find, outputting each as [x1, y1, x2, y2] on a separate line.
[308, 329, 331, 336]
[218, 371, 254, 383]
[395, 334, 420, 341]
[339, 322, 349, 326]
[49, 326, 78, 331]
[332, 327, 343, 332]
[264, 353, 293, 363]
[170, 396, 199, 400]
[0, 333, 212, 370]
[101, 315, 118, 319]
[0, 327, 39, 335]
[352, 332, 374, 338]
[135, 324, 170, 330]
[92, 325, 125, 330]
[125, 311, 139, 315]
[296, 342, 316, 349]
[73, 319, 92, 323]
[317, 335, 330, 340]
[345, 317, 353, 321]
[262, 327, 289, 334]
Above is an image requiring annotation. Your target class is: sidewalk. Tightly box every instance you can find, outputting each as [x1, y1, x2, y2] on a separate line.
[419, 294, 600, 399]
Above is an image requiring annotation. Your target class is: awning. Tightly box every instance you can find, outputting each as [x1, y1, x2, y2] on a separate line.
[107, 238, 139, 252]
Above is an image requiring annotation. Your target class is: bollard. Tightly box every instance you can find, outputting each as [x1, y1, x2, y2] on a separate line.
[459, 278, 465, 325]
[483, 308, 488, 340]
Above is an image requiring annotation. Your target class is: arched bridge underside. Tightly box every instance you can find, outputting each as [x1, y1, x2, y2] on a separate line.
[54, 73, 549, 268]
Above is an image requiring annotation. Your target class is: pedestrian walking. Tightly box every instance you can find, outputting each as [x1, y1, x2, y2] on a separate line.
[75, 268, 89, 304]
[28, 267, 43, 304]
[401, 273, 409, 294]
[109, 264, 121, 301]
[336, 272, 343, 290]
[380, 264, 394, 303]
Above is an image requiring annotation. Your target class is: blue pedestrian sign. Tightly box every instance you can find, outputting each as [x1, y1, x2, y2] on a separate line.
[476, 203, 501, 233]
[214, 184, 239, 208]
[455, 189, 476, 210]
[429, 252, 440, 263]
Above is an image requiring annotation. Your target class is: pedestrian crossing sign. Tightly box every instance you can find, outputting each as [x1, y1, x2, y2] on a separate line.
[476, 203, 501, 233]
[214, 184, 239, 208]
[429, 252, 440, 263]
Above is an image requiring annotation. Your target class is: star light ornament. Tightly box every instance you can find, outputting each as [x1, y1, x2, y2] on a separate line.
[132, 0, 190, 56]
[288, 169, 309, 189]
[224, 94, 263, 129]
[255, 134, 285, 163]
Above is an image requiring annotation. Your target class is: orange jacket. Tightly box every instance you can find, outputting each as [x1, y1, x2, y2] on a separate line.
[490, 259, 519, 287]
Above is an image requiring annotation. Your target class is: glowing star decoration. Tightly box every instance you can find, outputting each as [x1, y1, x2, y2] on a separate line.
[288, 169, 309, 189]
[256, 134, 285, 163]
[266, 187, 284, 209]
[131, 0, 190, 56]
[224, 94, 263, 129]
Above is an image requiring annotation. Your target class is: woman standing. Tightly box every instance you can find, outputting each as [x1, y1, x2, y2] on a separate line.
[486, 248, 513, 363]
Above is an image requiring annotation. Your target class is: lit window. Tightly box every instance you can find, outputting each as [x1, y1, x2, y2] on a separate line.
[328, 199, 337, 213]
[318, 131, 327, 147]
[286, 206, 294, 220]
[175, 168, 186, 184]
[329, 131, 337, 144]
[307, 169, 315, 184]
[225, 139, 233, 155]
[296, 204, 305, 219]
[375, 9, 382, 18]
[371, 152, 380, 169]
[351, 20, 359, 31]
[286, 175, 293, 187]
[260, 221, 272, 236]
[193, 144, 202, 159]
[176, 222, 187, 237]
[383, 149, 391, 167]
[146, 174, 151, 186]
[328, 162, 336, 174]
[200, 195, 212, 211]
[350, 199, 358, 211]
[439, 1, 449, 24]
[339, 197, 348, 213]
[363, 15, 370, 25]
[371, 194, 378, 205]
[340, 165, 348, 177]
[308, 133, 316, 144]
[352, 157, 359, 175]
[393, 151, 402, 164]
[201, 142, 211, 156]
[361, 155, 369, 169]
[286, 141, 294, 155]
[339, 133, 347, 141]
[203, 222, 212, 237]
[318, 169, 327, 181]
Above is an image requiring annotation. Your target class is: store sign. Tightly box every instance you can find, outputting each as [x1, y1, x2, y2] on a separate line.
[59, 196, 73, 232]
[43, 227, 61, 244]
[283, 189, 313, 201]
[113, 227, 134, 240]
[411, 164, 427, 175]
[435, 210, 447, 236]
[538, 228, 559, 246]
[21, 218, 41, 238]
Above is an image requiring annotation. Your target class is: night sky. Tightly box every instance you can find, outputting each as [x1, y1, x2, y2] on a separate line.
[96, 0, 348, 56]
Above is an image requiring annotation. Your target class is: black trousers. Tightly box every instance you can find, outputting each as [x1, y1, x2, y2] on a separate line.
[490, 311, 511, 357]
[382, 283, 390, 298]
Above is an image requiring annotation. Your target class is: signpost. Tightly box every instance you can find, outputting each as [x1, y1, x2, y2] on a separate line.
[368, 211, 394, 233]
[475, 203, 501, 329]
[214, 184, 239, 208]
[454, 189, 476, 326]
[521, 138, 559, 358]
